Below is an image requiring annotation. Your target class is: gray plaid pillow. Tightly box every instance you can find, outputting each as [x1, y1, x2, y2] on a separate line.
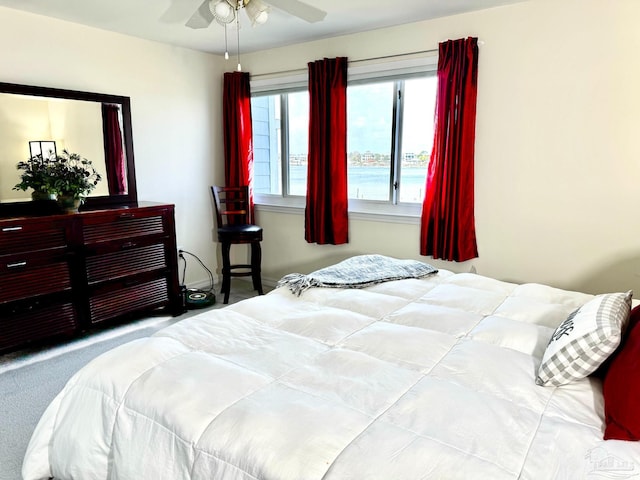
[536, 290, 632, 386]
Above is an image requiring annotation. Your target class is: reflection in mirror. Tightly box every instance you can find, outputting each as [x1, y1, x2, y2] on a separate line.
[29, 140, 57, 160]
[0, 82, 137, 210]
[102, 103, 127, 195]
[0, 94, 113, 201]
[0, 94, 127, 201]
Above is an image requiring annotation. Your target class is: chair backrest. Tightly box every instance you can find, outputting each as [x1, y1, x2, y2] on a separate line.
[211, 185, 253, 227]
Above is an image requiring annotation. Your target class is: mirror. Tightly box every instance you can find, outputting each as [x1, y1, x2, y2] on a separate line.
[0, 81, 137, 211]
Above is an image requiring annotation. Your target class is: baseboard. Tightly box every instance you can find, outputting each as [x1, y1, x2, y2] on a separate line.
[185, 276, 278, 291]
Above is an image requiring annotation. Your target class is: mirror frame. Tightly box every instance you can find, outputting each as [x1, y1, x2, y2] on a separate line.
[0, 81, 137, 210]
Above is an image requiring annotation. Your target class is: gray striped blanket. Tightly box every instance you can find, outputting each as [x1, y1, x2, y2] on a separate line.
[277, 254, 438, 296]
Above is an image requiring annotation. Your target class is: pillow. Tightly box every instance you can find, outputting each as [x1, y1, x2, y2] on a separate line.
[603, 305, 640, 440]
[535, 290, 632, 386]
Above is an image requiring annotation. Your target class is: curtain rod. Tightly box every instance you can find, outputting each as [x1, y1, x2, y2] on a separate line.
[250, 47, 438, 80]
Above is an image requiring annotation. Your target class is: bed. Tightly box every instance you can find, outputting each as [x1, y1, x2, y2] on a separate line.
[22, 255, 640, 479]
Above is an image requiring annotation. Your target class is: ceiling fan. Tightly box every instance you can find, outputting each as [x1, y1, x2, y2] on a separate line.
[161, 0, 327, 30]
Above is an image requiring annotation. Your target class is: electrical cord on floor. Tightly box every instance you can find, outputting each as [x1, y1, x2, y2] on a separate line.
[178, 249, 216, 295]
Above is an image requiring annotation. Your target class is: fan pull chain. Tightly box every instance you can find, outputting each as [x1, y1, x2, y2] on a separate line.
[224, 24, 229, 60]
[236, 7, 242, 71]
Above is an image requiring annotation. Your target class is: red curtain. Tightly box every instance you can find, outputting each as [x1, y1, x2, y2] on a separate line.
[305, 57, 349, 245]
[102, 103, 126, 195]
[420, 37, 479, 262]
[223, 71, 255, 220]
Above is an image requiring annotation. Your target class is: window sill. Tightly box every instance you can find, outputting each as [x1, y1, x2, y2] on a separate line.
[254, 194, 421, 225]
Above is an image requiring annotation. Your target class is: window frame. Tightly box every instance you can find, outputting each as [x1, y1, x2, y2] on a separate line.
[250, 54, 437, 219]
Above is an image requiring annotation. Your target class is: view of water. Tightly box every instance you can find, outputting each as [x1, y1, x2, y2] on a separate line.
[289, 165, 427, 203]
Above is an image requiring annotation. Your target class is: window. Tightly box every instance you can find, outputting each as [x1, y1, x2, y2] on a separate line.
[251, 60, 437, 214]
[252, 91, 309, 197]
[346, 76, 436, 204]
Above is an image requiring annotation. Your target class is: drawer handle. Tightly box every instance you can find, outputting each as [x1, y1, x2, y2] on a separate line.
[2, 226, 23, 232]
[121, 242, 137, 249]
[118, 213, 134, 220]
[7, 261, 27, 269]
[11, 301, 38, 314]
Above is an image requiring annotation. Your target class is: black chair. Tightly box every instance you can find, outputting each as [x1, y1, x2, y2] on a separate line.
[211, 185, 263, 303]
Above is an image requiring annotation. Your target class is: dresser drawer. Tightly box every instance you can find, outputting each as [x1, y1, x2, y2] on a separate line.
[0, 254, 72, 304]
[81, 208, 169, 245]
[82, 234, 165, 256]
[85, 243, 168, 284]
[0, 218, 68, 254]
[88, 276, 170, 324]
[0, 203, 180, 353]
[0, 300, 77, 352]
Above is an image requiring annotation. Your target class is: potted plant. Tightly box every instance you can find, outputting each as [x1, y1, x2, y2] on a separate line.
[12, 150, 102, 212]
[13, 154, 58, 200]
[48, 150, 102, 212]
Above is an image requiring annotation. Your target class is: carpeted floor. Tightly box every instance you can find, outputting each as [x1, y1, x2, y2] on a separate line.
[0, 281, 262, 480]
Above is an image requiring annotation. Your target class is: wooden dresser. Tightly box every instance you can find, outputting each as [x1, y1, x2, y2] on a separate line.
[0, 202, 182, 353]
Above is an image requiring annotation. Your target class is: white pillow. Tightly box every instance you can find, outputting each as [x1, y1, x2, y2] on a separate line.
[536, 290, 632, 386]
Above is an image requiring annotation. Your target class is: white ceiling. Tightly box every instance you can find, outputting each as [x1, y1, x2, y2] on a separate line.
[0, 0, 527, 55]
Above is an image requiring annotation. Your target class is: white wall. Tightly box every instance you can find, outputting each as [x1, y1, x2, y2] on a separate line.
[240, 0, 640, 296]
[0, 7, 225, 286]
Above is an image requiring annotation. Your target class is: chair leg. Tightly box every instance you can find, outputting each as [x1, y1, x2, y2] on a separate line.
[251, 241, 263, 295]
[221, 241, 232, 304]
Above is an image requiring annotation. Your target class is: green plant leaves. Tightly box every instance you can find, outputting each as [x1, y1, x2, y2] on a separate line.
[13, 150, 102, 197]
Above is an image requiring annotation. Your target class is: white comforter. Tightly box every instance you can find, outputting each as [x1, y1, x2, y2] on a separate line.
[23, 269, 640, 479]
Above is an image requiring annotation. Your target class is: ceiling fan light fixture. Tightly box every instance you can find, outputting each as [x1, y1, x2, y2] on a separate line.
[210, 0, 235, 24]
[245, 0, 270, 26]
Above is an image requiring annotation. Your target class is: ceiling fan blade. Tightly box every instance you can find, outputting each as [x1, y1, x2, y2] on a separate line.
[267, 0, 327, 23]
[159, 0, 199, 23]
[185, 0, 215, 29]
